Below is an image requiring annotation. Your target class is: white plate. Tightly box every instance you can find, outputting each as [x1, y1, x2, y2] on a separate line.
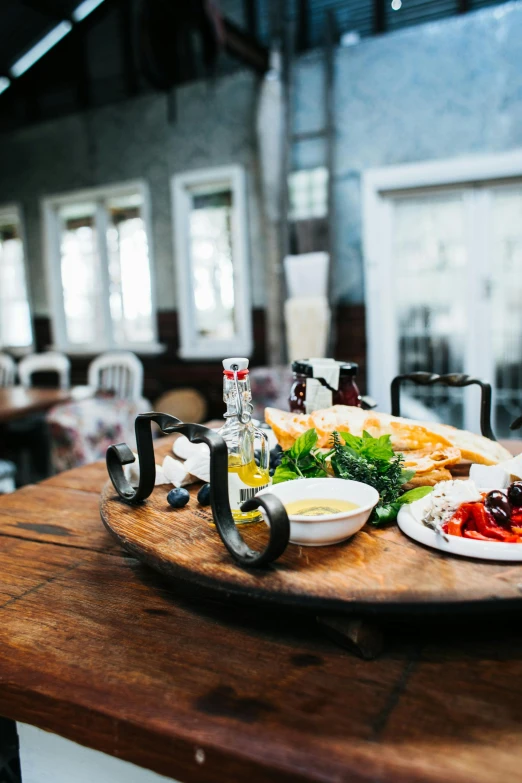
[397, 496, 522, 562]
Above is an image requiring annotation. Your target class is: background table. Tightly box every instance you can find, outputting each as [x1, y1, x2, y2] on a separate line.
[0, 386, 91, 423]
[1, 438, 522, 783]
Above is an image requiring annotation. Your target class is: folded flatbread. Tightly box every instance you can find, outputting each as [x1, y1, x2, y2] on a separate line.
[265, 405, 511, 465]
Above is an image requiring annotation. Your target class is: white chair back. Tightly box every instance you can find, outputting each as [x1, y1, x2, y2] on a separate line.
[88, 351, 144, 401]
[0, 353, 16, 388]
[18, 352, 71, 390]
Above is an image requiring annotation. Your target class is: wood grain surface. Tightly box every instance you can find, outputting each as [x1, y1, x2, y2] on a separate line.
[2, 436, 522, 783]
[100, 451, 522, 612]
[0, 386, 84, 422]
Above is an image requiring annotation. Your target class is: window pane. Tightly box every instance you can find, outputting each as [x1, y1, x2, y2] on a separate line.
[59, 204, 104, 345]
[188, 189, 236, 341]
[489, 186, 522, 438]
[288, 167, 329, 221]
[0, 222, 32, 348]
[106, 194, 154, 345]
[391, 192, 468, 427]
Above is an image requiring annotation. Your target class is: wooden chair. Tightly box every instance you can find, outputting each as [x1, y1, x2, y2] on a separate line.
[0, 353, 16, 387]
[18, 352, 70, 390]
[88, 351, 144, 402]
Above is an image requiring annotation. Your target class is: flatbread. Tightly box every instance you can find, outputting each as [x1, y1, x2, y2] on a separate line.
[266, 405, 454, 451]
[402, 446, 461, 475]
[264, 408, 312, 451]
[422, 422, 511, 465]
[264, 405, 510, 466]
[403, 467, 453, 488]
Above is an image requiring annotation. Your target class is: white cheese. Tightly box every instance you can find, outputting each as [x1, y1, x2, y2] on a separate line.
[469, 463, 509, 489]
[498, 453, 522, 480]
[162, 455, 194, 487]
[420, 479, 481, 532]
[172, 435, 209, 460]
[123, 452, 170, 486]
[184, 453, 210, 483]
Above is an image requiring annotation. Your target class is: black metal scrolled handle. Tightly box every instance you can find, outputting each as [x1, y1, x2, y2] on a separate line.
[510, 415, 522, 432]
[106, 412, 183, 503]
[390, 372, 496, 441]
[106, 413, 290, 568]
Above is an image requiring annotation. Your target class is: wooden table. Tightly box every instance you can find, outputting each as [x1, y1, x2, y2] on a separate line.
[2, 438, 522, 783]
[0, 386, 92, 423]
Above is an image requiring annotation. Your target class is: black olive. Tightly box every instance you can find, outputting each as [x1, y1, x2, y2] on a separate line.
[485, 490, 511, 526]
[508, 481, 522, 507]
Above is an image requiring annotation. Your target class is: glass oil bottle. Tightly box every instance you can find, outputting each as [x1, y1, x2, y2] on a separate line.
[219, 358, 270, 524]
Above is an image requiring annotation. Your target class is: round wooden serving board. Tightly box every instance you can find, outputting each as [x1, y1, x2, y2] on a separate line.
[100, 481, 522, 613]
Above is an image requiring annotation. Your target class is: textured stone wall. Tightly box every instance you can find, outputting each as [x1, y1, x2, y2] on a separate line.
[1, 1, 522, 314]
[0, 70, 264, 314]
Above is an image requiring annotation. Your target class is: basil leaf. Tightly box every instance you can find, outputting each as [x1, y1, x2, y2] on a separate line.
[272, 465, 299, 484]
[371, 503, 401, 524]
[397, 486, 433, 505]
[289, 428, 318, 460]
[400, 468, 416, 484]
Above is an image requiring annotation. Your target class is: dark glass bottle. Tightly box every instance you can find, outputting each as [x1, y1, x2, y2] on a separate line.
[289, 360, 361, 413]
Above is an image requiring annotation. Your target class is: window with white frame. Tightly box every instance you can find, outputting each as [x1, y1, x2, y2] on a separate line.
[0, 205, 33, 351]
[288, 167, 328, 221]
[172, 165, 253, 359]
[44, 182, 160, 353]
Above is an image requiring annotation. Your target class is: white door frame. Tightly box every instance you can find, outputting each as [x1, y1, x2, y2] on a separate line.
[362, 148, 522, 422]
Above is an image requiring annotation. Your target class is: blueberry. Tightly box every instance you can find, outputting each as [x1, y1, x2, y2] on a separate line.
[167, 487, 190, 508]
[269, 468, 275, 477]
[197, 483, 211, 506]
[270, 447, 283, 469]
[254, 449, 261, 466]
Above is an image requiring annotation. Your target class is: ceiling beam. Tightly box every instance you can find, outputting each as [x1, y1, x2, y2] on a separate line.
[118, 0, 138, 97]
[222, 17, 268, 73]
[373, 0, 386, 34]
[243, 0, 258, 39]
[20, 0, 69, 20]
[296, 0, 310, 51]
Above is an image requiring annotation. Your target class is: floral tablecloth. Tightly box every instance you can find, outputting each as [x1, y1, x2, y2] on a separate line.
[47, 396, 148, 473]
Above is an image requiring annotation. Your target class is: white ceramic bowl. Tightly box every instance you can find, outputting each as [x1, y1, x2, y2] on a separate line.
[259, 478, 379, 547]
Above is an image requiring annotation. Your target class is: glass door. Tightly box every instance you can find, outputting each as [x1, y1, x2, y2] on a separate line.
[368, 177, 522, 438]
[488, 184, 522, 438]
[390, 190, 470, 428]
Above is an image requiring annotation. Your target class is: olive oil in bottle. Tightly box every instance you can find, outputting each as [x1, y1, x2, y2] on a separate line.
[218, 358, 269, 524]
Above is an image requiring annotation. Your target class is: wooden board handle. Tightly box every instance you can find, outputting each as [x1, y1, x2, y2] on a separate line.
[390, 372, 496, 441]
[106, 413, 290, 568]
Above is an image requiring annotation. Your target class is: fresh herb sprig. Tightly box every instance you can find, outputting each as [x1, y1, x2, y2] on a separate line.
[331, 431, 414, 507]
[272, 428, 432, 524]
[272, 429, 328, 483]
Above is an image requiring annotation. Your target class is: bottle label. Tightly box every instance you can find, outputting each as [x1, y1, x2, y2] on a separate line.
[305, 378, 333, 413]
[228, 472, 268, 511]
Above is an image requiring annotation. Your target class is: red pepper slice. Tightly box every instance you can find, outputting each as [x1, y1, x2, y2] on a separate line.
[464, 530, 493, 541]
[446, 505, 469, 537]
[471, 503, 518, 542]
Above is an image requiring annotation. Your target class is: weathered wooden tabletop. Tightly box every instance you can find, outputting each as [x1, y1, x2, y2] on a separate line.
[1, 437, 522, 783]
[0, 386, 91, 423]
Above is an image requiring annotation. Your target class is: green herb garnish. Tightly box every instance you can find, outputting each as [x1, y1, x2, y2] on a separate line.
[272, 429, 328, 483]
[272, 428, 432, 524]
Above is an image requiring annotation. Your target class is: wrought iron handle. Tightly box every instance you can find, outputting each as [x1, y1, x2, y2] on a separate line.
[510, 415, 522, 432]
[106, 413, 290, 568]
[390, 372, 496, 441]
